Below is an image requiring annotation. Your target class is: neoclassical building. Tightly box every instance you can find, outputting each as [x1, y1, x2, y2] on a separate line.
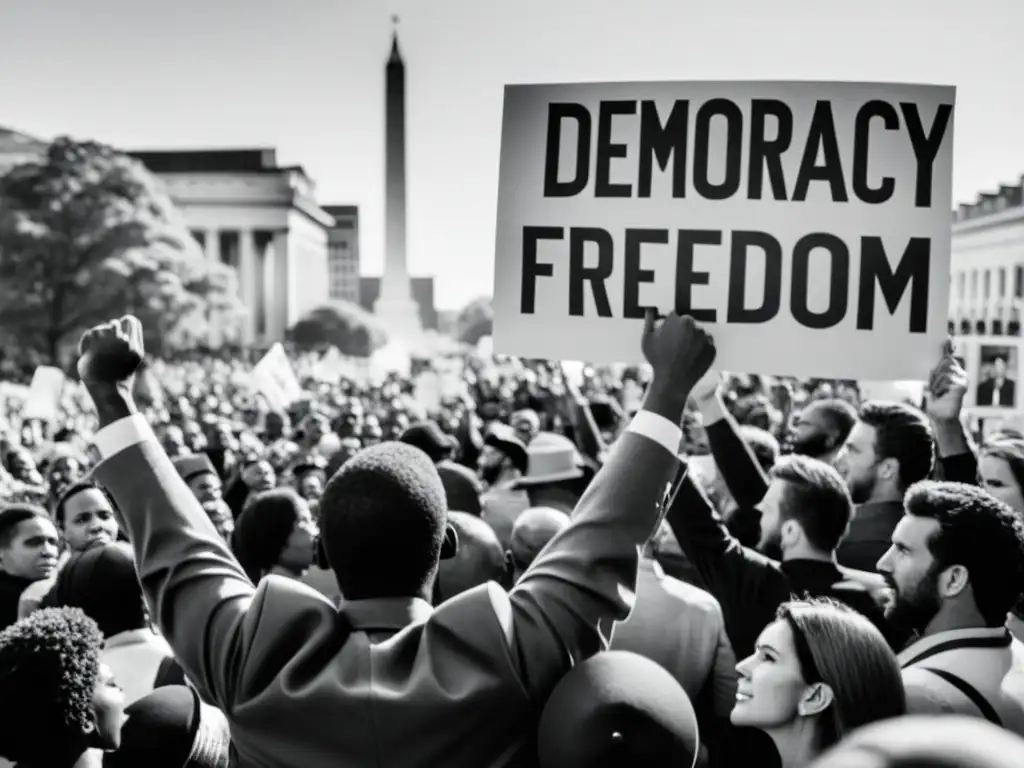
[129, 148, 335, 346]
[949, 177, 1024, 336]
[0, 127, 343, 347]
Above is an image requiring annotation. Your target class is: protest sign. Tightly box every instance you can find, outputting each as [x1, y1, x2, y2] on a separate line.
[251, 344, 303, 413]
[493, 80, 955, 379]
[21, 366, 67, 425]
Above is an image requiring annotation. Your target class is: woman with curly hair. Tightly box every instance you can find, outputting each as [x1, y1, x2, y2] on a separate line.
[731, 598, 906, 768]
[0, 606, 126, 768]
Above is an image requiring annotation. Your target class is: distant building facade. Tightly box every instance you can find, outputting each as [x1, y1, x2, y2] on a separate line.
[129, 148, 334, 347]
[949, 176, 1024, 336]
[0, 127, 335, 348]
[360, 276, 437, 332]
[322, 204, 360, 303]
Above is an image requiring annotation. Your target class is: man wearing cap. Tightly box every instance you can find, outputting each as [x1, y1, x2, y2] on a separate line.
[401, 420, 484, 517]
[507, 507, 570, 584]
[479, 424, 531, 549]
[172, 454, 233, 542]
[73, 310, 714, 768]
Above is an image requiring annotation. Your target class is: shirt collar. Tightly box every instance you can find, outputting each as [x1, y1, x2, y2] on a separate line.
[339, 596, 434, 632]
[639, 557, 663, 578]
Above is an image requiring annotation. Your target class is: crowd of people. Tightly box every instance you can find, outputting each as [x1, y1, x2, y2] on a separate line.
[0, 311, 1023, 768]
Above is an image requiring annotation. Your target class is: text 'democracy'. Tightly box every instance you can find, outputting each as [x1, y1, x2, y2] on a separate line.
[492, 80, 955, 379]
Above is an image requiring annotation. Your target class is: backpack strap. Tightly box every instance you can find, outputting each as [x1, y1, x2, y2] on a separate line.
[920, 667, 1003, 727]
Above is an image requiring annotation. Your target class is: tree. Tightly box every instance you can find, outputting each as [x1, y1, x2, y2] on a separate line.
[455, 296, 493, 345]
[288, 301, 388, 357]
[0, 136, 244, 364]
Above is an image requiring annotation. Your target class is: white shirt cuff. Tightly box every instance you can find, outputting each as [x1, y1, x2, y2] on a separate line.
[626, 410, 683, 457]
[93, 414, 156, 460]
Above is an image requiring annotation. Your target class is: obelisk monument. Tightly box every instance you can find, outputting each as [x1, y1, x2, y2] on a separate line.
[373, 17, 423, 343]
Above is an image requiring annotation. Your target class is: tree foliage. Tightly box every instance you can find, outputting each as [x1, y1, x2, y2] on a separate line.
[455, 296, 493, 345]
[0, 136, 244, 364]
[288, 300, 388, 358]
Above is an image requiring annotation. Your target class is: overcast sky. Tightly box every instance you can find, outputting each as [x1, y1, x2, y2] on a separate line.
[1, 0, 1021, 309]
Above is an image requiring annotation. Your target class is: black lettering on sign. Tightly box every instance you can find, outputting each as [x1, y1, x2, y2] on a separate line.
[595, 101, 637, 198]
[852, 100, 898, 204]
[901, 103, 953, 208]
[675, 230, 721, 322]
[520, 226, 562, 314]
[793, 101, 848, 203]
[637, 100, 688, 198]
[748, 100, 793, 201]
[624, 229, 669, 319]
[727, 230, 783, 323]
[857, 236, 930, 332]
[791, 233, 849, 329]
[543, 104, 591, 198]
[568, 228, 614, 317]
[692, 99, 744, 201]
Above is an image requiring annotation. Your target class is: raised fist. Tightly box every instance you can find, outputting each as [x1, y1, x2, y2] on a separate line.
[641, 310, 716, 393]
[77, 315, 145, 389]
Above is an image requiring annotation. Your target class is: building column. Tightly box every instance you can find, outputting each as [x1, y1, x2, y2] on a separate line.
[202, 229, 222, 348]
[205, 229, 221, 262]
[239, 228, 257, 346]
[258, 232, 275, 343]
[273, 230, 292, 339]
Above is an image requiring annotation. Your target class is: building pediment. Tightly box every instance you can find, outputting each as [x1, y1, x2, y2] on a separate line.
[0, 126, 47, 152]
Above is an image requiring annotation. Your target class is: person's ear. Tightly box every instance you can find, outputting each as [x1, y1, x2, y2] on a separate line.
[797, 682, 835, 718]
[440, 523, 458, 560]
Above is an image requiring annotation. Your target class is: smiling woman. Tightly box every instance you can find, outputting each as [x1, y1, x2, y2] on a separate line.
[731, 598, 906, 768]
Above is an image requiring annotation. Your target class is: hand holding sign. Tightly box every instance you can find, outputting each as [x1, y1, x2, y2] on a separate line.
[641, 310, 716, 396]
[926, 338, 968, 423]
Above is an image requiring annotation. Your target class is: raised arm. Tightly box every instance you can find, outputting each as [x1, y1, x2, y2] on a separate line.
[77, 317, 262, 711]
[500, 311, 717, 700]
[926, 341, 978, 485]
[692, 374, 770, 508]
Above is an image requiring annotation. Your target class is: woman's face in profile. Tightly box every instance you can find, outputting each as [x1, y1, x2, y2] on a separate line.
[731, 619, 807, 731]
[980, 453, 1024, 514]
[91, 663, 127, 750]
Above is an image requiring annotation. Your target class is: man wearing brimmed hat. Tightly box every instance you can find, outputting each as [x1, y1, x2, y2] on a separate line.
[510, 432, 587, 517]
[72, 309, 715, 768]
[479, 424, 531, 549]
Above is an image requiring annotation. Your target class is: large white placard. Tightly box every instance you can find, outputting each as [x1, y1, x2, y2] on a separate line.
[493, 80, 955, 379]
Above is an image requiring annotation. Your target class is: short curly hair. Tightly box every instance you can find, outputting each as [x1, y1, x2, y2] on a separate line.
[319, 441, 446, 600]
[0, 606, 105, 761]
